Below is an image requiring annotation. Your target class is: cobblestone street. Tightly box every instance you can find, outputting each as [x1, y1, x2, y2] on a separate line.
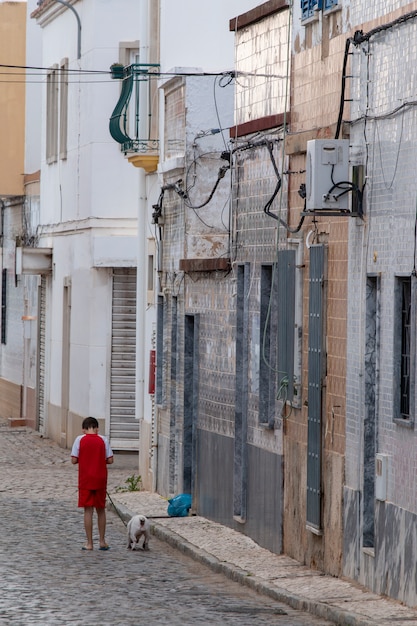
[0, 424, 333, 625]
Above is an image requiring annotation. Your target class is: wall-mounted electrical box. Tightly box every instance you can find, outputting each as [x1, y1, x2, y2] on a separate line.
[375, 453, 388, 501]
[306, 139, 350, 211]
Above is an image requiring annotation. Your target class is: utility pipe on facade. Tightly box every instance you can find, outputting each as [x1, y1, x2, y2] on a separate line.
[135, 0, 150, 439]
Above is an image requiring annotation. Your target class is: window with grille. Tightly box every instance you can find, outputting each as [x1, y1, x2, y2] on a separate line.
[393, 275, 417, 426]
[394, 276, 415, 424]
[259, 264, 277, 426]
[301, 0, 338, 20]
[400, 279, 411, 419]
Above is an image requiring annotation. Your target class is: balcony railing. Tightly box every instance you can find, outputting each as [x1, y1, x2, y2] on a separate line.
[109, 63, 160, 155]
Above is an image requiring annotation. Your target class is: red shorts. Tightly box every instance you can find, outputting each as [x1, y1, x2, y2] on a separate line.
[78, 488, 106, 509]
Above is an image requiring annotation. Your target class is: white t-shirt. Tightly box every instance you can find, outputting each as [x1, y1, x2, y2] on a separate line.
[71, 434, 113, 459]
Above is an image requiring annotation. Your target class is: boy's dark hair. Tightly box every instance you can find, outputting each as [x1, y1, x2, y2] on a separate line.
[82, 416, 99, 430]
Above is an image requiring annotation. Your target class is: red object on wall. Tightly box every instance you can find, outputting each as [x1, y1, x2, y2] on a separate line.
[148, 349, 156, 394]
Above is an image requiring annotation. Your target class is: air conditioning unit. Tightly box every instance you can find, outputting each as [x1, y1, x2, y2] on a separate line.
[306, 139, 349, 211]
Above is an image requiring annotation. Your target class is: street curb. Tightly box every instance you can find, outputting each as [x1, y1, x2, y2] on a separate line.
[110, 501, 377, 626]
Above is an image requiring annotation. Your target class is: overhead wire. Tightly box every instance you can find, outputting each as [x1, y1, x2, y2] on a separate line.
[336, 9, 417, 138]
[0, 63, 289, 80]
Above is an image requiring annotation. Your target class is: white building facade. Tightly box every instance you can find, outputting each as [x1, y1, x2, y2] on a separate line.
[31, 0, 147, 452]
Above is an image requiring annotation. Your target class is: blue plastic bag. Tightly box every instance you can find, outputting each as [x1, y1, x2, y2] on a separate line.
[167, 493, 192, 517]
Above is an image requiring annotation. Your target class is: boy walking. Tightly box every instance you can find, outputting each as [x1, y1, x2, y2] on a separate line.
[71, 416, 114, 551]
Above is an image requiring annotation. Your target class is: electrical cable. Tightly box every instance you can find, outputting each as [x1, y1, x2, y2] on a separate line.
[184, 165, 230, 210]
[335, 37, 353, 140]
[337, 9, 417, 138]
[352, 9, 417, 45]
[263, 140, 306, 233]
[0, 63, 289, 80]
[350, 100, 417, 126]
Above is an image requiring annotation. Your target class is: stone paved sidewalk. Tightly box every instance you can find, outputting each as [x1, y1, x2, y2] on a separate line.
[111, 491, 417, 626]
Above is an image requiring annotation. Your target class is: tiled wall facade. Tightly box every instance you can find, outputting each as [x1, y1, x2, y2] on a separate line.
[345, 2, 417, 606]
[231, 137, 288, 457]
[164, 80, 186, 159]
[186, 274, 236, 439]
[350, 0, 417, 27]
[234, 10, 290, 124]
[284, 9, 352, 574]
[157, 16, 289, 549]
[156, 0, 417, 603]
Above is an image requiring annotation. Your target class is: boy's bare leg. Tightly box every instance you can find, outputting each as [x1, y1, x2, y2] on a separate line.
[83, 506, 94, 549]
[97, 507, 108, 548]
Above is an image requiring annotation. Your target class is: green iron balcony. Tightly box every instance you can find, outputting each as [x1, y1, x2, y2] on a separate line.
[109, 63, 160, 157]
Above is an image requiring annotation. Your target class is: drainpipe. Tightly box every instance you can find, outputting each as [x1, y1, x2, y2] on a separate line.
[135, 0, 150, 462]
[148, 0, 160, 493]
[135, 0, 160, 491]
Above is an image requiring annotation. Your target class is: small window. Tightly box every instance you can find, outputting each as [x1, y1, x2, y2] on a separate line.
[259, 264, 277, 426]
[46, 65, 59, 163]
[47, 60, 69, 163]
[399, 277, 411, 420]
[301, 0, 338, 21]
[394, 275, 416, 426]
[301, 0, 321, 20]
[324, 0, 338, 9]
[118, 42, 140, 139]
[164, 79, 186, 159]
[147, 238, 156, 304]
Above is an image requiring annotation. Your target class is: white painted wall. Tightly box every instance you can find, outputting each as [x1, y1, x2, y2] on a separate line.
[32, 0, 147, 443]
[37, 0, 141, 226]
[160, 0, 257, 72]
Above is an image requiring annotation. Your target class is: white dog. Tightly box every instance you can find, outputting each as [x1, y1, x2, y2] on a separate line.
[126, 514, 150, 551]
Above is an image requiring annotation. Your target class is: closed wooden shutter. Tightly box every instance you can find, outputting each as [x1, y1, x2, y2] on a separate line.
[277, 249, 296, 402]
[37, 276, 47, 433]
[110, 268, 138, 450]
[306, 245, 325, 531]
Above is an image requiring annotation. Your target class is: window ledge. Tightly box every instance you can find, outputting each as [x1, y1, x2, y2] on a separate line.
[301, 8, 320, 25]
[179, 258, 231, 273]
[306, 523, 323, 536]
[362, 547, 375, 558]
[259, 421, 277, 431]
[394, 418, 414, 429]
